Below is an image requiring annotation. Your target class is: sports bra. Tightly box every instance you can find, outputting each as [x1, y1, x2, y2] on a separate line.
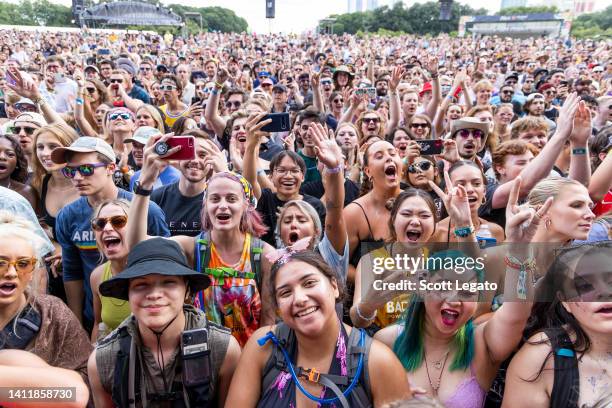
[349, 201, 385, 268]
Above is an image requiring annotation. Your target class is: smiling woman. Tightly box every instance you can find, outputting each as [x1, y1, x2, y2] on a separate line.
[0, 133, 37, 209]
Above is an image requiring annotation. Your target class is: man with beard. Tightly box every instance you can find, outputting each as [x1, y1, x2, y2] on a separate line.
[126, 126, 180, 192]
[38, 55, 77, 113]
[295, 109, 326, 182]
[151, 135, 219, 236]
[297, 72, 313, 103]
[445, 118, 490, 171]
[524, 93, 556, 133]
[375, 74, 389, 98]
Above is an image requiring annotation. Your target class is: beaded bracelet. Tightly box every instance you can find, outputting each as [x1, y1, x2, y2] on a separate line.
[356, 303, 377, 322]
[572, 148, 587, 155]
[505, 255, 536, 300]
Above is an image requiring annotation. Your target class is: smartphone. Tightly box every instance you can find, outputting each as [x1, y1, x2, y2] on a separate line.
[355, 87, 376, 98]
[416, 139, 444, 155]
[260, 112, 290, 133]
[160, 136, 196, 161]
[559, 80, 568, 87]
[191, 96, 202, 105]
[5, 71, 16, 86]
[181, 328, 211, 388]
[54, 73, 66, 84]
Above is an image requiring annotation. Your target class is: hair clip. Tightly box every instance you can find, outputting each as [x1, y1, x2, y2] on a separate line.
[265, 236, 312, 265]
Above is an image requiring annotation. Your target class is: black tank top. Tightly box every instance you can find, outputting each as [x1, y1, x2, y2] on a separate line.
[40, 174, 57, 240]
[349, 202, 385, 268]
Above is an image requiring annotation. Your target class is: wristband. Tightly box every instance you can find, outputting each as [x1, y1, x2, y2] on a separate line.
[32, 96, 44, 105]
[505, 255, 536, 300]
[133, 181, 153, 196]
[325, 164, 342, 174]
[572, 147, 587, 155]
[214, 81, 224, 89]
[430, 74, 439, 80]
[76, 97, 84, 105]
[453, 226, 474, 238]
[356, 303, 377, 322]
[211, 88, 219, 96]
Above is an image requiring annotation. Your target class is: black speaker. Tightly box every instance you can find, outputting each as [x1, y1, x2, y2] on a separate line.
[439, 0, 452, 21]
[266, 0, 275, 19]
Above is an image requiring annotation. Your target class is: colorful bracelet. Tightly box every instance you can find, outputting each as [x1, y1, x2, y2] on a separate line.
[325, 164, 342, 174]
[504, 255, 536, 300]
[214, 81, 224, 89]
[572, 148, 587, 155]
[211, 88, 219, 96]
[75, 97, 84, 105]
[356, 303, 377, 322]
[454, 226, 474, 238]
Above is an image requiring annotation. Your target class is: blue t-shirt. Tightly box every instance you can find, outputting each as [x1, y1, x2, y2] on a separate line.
[129, 165, 181, 192]
[55, 188, 170, 322]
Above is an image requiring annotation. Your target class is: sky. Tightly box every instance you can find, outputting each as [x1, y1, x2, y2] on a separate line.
[47, 0, 611, 34]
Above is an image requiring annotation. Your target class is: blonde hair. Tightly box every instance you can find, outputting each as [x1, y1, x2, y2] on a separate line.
[0, 211, 44, 316]
[527, 176, 583, 207]
[136, 104, 165, 133]
[92, 199, 130, 262]
[473, 79, 494, 93]
[510, 116, 549, 140]
[30, 123, 79, 194]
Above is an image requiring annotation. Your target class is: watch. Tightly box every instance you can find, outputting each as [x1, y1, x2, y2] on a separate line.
[134, 181, 153, 196]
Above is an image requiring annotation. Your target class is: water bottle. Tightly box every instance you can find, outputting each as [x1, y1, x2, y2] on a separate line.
[476, 224, 496, 249]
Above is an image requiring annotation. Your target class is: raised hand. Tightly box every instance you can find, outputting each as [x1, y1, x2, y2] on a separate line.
[229, 136, 244, 172]
[6, 70, 42, 101]
[505, 176, 552, 244]
[201, 139, 229, 175]
[283, 132, 296, 152]
[426, 56, 439, 77]
[245, 112, 271, 148]
[140, 132, 179, 188]
[311, 71, 320, 89]
[440, 139, 460, 163]
[429, 170, 472, 229]
[405, 141, 421, 164]
[309, 123, 341, 170]
[389, 66, 406, 92]
[570, 101, 592, 146]
[555, 93, 580, 139]
[215, 67, 229, 85]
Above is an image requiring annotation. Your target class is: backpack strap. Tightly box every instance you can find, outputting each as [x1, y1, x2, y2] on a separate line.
[344, 327, 373, 408]
[543, 328, 579, 408]
[111, 327, 138, 408]
[261, 323, 293, 392]
[250, 235, 264, 293]
[195, 231, 212, 310]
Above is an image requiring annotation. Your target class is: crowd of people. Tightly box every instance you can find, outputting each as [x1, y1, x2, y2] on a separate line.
[0, 27, 611, 408]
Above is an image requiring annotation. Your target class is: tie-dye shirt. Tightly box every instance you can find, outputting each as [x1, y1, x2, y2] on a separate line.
[194, 233, 261, 347]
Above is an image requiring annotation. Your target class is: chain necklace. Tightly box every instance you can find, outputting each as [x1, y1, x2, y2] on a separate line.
[425, 350, 450, 397]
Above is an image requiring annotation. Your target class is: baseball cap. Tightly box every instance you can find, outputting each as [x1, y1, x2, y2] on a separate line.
[14, 112, 46, 127]
[51, 136, 116, 164]
[84, 65, 100, 74]
[505, 72, 519, 82]
[124, 126, 160, 145]
[272, 83, 287, 93]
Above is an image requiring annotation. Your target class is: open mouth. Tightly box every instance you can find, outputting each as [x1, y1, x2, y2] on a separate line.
[288, 231, 300, 244]
[280, 180, 296, 188]
[464, 143, 475, 150]
[0, 163, 8, 172]
[103, 236, 122, 251]
[467, 196, 478, 205]
[384, 164, 397, 178]
[237, 134, 247, 143]
[0, 282, 17, 296]
[405, 230, 422, 241]
[295, 306, 319, 318]
[216, 213, 231, 221]
[441, 309, 459, 326]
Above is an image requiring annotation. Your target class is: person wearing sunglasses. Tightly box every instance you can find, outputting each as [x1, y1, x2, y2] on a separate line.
[407, 114, 432, 140]
[0, 211, 92, 387]
[448, 117, 490, 164]
[158, 74, 189, 128]
[106, 69, 146, 112]
[51, 136, 169, 333]
[11, 111, 46, 168]
[89, 199, 131, 342]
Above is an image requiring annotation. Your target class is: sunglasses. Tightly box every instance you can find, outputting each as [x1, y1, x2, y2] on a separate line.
[12, 126, 37, 135]
[109, 112, 132, 121]
[109, 79, 123, 84]
[410, 123, 430, 129]
[320, 80, 332, 85]
[545, 90, 556, 95]
[159, 84, 177, 91]
[363, 117, 380, 124]
[261, 83, 272, 88]
[140, 67, 152, 72]
[91, 215, 128, 232]
[225, 101, 241, 109]
[86, 87, 96, 94]
[0, 257, 37, 274]
[457, 129, 485, 139]
[61, 163, 108, 178]
[502, 90, 514, 94]
[408, 161, 433, 173]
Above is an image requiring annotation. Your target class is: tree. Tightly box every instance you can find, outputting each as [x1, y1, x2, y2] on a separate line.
[571, 5, 612, 38]
[496, 6, 559, 15]
[327, 1, 486, 35]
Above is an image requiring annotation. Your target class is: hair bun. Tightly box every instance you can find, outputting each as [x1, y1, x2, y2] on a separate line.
[385, 197, 396, 211]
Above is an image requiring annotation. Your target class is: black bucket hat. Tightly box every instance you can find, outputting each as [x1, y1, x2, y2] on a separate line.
[99, 238, 210, 300]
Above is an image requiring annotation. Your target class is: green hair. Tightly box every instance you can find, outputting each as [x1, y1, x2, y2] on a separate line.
[392, 249, 481, 372]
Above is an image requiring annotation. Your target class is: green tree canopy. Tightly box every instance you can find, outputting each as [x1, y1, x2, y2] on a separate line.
[496, 6, 559, 15]
[571, 5, 612, 38]
[326, 1, 487, 35]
